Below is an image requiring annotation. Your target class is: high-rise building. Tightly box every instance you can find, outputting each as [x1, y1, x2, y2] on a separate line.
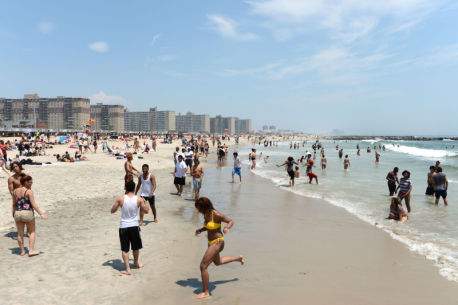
[124, 111, 150, 132]
[0, 94, 90, 130]
[149, 108, 176, 133]
[90, 103, 124, 131]
[123, 108, 176, 132]
[235, 119, 253, 134]
[176, 112, 210, 133]
[210, 115, 238, 134]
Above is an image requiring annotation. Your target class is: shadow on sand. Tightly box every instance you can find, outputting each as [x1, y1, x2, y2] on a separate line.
[176, 277, 238, 295]
[102, 259, 128, 271]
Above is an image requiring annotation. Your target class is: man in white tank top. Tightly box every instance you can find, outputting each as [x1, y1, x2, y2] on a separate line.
[135, 164, 157, 224]
[111, 180, 149, 275]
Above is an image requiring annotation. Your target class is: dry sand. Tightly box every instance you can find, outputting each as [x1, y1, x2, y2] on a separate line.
[0, 136, 457, 305]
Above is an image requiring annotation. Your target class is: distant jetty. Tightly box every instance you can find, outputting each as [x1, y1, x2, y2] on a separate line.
[323, 136, 458, 141]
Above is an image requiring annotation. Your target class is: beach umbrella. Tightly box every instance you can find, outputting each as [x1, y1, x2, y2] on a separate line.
[58, 136, 69, 143]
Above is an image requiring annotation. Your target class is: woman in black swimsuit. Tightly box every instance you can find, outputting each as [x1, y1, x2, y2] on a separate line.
[277, 156, 298, 186]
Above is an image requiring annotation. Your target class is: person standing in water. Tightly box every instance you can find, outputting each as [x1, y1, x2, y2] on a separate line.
[344, 155, 350, 170]
[232, 152, 242, 184]
[249, 149, 256, 170]
[194, 197, 244, 299]
[397, 170, 412, 212]
[386, 167, 399, 196]
[13, 174, 48, 256]
[277, 156, 298, 186]
[111, 181, 149, 275]
[432, 167, 448, 206]
[320, 154, 327, 170]
[135, 164, 157, 224]
[191, 158, 204, 201]
[375, 151, 380, 163]
[425, 166, 436, 196]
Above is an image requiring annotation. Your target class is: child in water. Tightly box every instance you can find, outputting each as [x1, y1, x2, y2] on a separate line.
[388, 197, 408, 223]
[294, 166, 301, 179]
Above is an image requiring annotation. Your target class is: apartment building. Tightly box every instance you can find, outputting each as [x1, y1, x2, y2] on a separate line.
[150, 108, 176, 133]
[0, 94, 90, 130]
[124, 111, 150, 132]
[90, 103, 124, 131]
[235, 119, 253, 134]
[176, 112, 210, 133]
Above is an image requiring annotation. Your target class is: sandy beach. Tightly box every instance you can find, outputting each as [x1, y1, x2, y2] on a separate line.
[0, 137, 457, 305]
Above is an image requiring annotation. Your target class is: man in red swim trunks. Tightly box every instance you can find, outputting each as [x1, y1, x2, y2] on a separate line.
[304, 155, 318, 184]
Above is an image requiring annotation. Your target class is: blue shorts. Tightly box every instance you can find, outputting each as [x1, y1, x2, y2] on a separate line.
[434, 190, 447, 199]
[232, 167, 241, 176]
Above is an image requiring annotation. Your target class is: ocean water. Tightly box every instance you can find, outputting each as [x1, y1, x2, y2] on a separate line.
[239, 139, 458, 282]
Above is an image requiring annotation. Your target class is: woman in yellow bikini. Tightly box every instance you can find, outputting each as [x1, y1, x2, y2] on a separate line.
[194, 197, 244, 299]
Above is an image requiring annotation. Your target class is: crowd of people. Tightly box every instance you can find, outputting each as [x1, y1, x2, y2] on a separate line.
[5, 132, 452, 300]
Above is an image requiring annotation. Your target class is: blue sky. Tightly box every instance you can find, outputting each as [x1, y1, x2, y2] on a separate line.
[1, 0, 458, 135]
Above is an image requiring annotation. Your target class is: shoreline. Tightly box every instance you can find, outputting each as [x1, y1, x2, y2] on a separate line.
[0, 139, 457, 304]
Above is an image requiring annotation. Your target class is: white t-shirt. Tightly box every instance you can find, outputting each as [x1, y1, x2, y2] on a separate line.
[175, 153, 184, 161]
[175, 161, 187, 177]
[234, 157, 241, 169]
[185, 151, 194, 160]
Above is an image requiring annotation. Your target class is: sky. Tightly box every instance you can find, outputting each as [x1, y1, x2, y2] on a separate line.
[1, 0, 458, 135]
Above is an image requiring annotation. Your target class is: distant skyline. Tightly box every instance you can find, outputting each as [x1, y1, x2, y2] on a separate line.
[1, 1, 458, 135]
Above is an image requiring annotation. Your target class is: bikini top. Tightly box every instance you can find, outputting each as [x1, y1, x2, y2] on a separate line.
[15, 190, 33, 211]
[204, 210, 221, 230]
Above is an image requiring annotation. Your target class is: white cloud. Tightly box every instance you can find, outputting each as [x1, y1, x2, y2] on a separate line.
[151, 33, 161, 46]
[207, 14, 258, 41]
[223, 63, 280, 76]
[90, 91, 127, 106]
[155, 54, 176, 62]
[224, 46, 393, 84]
[37, 22, 55, 34]
[247, 0, 448, 41]
[88, 41, 109, 53]
[145, 54, 177, 66]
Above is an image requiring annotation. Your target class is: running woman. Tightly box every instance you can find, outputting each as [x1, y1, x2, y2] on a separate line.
[135, 164, 157, 224]
[277, 156, 298, 186]
[194, 197, 244, 299]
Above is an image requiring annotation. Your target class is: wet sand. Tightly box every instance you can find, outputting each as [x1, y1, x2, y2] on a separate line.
[0, 142, 457, 304]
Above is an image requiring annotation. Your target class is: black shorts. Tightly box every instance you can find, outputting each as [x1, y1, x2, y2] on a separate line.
[388, 182, 396, 193]
[287, 170, 295, 180]
[119, 226, 142, 252]
[425, 186, 434, 195]
[174, 177, 185, 185]
[435, 190, 447, 199]
[185, 159, 193, 167]
[141, 195, 155, 207]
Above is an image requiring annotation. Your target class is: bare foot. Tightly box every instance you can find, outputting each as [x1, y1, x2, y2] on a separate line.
[133, 262, 144, 269]
[28, 251, 40, 257]
[120, 270, 131, 275]
[239, 255, 244, 265]
[195, 292, 210, 299]
[154, 219, 158, 223]
[20, 251, 26, 256]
